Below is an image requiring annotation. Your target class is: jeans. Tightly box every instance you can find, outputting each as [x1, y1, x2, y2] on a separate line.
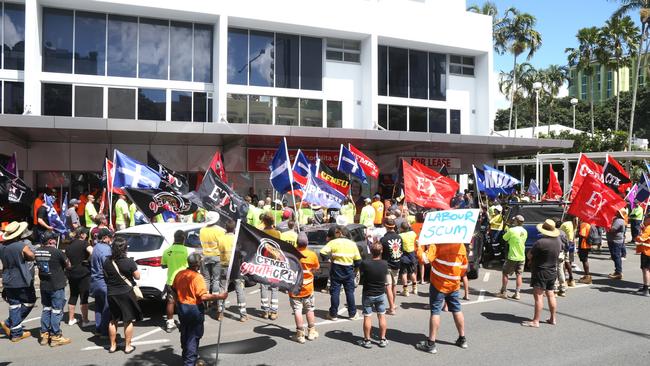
[218, 269, 246, 315]
[201, 256, 221, 294]
[91, 284, 110, 336]
[3, 286, 36, 338]
[177, 303, 205, 366]
[329, 265, 356, 317]
[631, 220, 642, 243]
[40, 288, 66, 335]
[260, 284, 278, 313]
[608, 241, 623, 274]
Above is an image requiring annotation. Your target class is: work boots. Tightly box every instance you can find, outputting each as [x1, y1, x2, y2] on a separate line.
[402, 286, 410, 297]
[306, 326, 319, 341]
[578, 275, 592, 284]
[293, 329, 306, 344]
[39, 332, 50, 346]
[49, 334, 71, 347]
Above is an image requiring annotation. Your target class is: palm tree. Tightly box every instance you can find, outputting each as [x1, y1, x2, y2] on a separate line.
[499, 63, 530, 134]
[467, 2, 513, 54]
[612, 0, 650, 149]
[541, 65, 569, 134]
[566, 27, 600, 134]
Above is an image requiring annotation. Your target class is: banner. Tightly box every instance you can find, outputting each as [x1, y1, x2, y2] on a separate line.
[568, 175, 626, 229]
[544, 165, 563, 200]
[148, 152, 190, 194]
[0, 164, 33, 222]
[528, 179, 541, 196]
[473, 165, 520, 199]
[316, 160, 350, 196]
[439, 165, 449, 177]
[248, 148, 339, 172]
[44, 193, 68, 235]
[602, 154, 631, 194]
[349, 144, 379, 179]
[302, 174, 346, 209]
[113, 150, 162, 190]
[418, 209, 480, 244]
[403, 160, 456, 210]
[408, 157, 461, 170]
[569, 154, 603, 201]
[338, 145, 368, 183]
[208, 150, 228, 183]
[125, 187, 198, 218]
[189, 168, 249, 220]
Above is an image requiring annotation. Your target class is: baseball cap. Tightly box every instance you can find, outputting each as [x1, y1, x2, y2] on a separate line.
[97, 228, 113, 239]
[69, 198, 80, 205]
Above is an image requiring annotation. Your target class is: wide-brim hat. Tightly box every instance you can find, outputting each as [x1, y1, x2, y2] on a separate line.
[2, 221, 29, 241]
[537, 219, 560, 237]
[310, 204, 321, 210]
[205, 211, 221, 225]
[513, 215, 525, 223]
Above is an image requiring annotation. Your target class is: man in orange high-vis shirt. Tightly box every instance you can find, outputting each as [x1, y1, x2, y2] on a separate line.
[415, 243, 468, 354]
[577, 221, 592, 284]
[634, 215, 650, 297]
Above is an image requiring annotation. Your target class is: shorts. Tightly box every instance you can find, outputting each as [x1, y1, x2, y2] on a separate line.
[429, 285, 461, 315]
[530, 270, 556, 291]
[641, 254, 650, 270]
[385, 268, 400, 285]
[289, 294, 315, 314]
[578, 248, 590, 263]
[502, 259, 524, 276]
[362, 294, 387, 316]
[564, 250, 575, 263]
[400, 261, 416, 276]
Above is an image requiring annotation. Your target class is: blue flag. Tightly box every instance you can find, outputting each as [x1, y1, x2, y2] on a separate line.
[60, 192, 68, 228]
[269, 138, 297, 194]
[528, 179, 541, 196]
[474, 165, 521, 199]
[303, 175, 346, 209]
[636, 173, 650, 203]
[44, 193, 67, 235]
[292, 149, 313, 180]
[337, 145, 367, 183]
[113, 150, 161, 190]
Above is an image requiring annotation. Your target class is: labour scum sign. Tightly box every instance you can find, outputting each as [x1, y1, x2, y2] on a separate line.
[418, 209, 480, 244]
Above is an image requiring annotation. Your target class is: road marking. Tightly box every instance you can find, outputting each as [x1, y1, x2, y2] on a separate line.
[477, 289, 485, 302]
[463, 297, 500, 305]
[24, 317, 41, 324]
[132, 327, 162, 342]
[483, 272, 490, 282]
[337, 307, 348, 315]
[248, 289, 260, 295]
[81, 339, 169, 351]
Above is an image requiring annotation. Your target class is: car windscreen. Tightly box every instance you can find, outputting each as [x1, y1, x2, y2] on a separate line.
[506, 205, 565, 224]
[306, 230, 328, 246]
[348, 227, 366, 242]
[117, 233, 165, 252]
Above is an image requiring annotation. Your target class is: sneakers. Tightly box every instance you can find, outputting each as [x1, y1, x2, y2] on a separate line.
[567, 280, 576, 287]
[326, 313, 338, 321]
[268, 312, 278, 321]
[293, 329, 306, 344]
[455, 336, 468, 349]
[496, 290, 507, 299]
[621, 257, 627, 261]
[67, 318, 78, 326]
[578, 276, 592, 284]
[557, 290, 567, 297]
[306, 326, 318, 341]
[416, 340, 437, 354]
[358, 338, 372, 349]
[1, 321, 10, 337]
[39, 332, 50, 346]
[165, 319, 175, 333]
[636, 286, 650, 297]
[402, 287, 410, 297]
[49, 334, 71, 347]
[239, 314, 248, 322]
[378, 338, 388, 348]
[412, 284, 418, 294]
[349, 312, 361, 321]
[510, 292, 521, 300]
[607, 272, 623, 280]
[10, 330, 31, 343]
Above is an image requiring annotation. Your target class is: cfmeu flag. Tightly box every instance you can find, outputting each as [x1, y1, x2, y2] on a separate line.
[570, 154, 603, 201]
[208, 150, 228, 184]
[125, 187, 198, 219]
[338, 144, 367, 183]
[316, 159, 350, 196]
[230, 223, 304, 295]
[269, 138, 298, 194]
[403, 160, 455, 210]
[349, 144, 379, 179]
[113, 150, 161, 190]
[189, 168, 249, 220]
[568, 175, 626, 229]
[602, 154, 631, 194]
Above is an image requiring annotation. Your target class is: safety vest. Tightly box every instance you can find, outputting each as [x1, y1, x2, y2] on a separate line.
[578, 222, 591, 249]
[630, 207, 644, 221]
[422, 244, 468, 294]
[635, 225, 650, 256]
[200, 225, 225, 257]
[320, 238, 361, 266]
[372, 201, 384, 225]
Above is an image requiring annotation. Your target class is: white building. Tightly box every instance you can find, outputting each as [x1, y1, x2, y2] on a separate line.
[0, 0, 570, 199]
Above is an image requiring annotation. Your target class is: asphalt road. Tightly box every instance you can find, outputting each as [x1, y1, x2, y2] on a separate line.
[2, 243, 650, 366]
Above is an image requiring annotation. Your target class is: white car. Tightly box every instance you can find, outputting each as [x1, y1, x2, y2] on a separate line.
[115, 222, 207, 300]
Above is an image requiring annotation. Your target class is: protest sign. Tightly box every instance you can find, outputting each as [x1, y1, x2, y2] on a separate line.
[418, 209, 480, 244]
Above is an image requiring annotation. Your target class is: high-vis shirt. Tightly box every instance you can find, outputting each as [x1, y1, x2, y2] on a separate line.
[200, 225, 225, 257]
[400, 230, 417, 253]
[161, 243, 189, 286]
[128, 202, 137, 227]
[85, 202, 97, 229]
[114, 198, 129, 226]
[579, 222, 591, 249]
[489, 214, 503, 231]
[218, 233, 235, 266]
[372, 201, 384, 225]
[290, 248, 320, 298]
[360, 205, 375, 228]
[420, 244, 468, 294]
[280, 230, 298, 247]
[340, 203, 355, 225]
[630, 206, 644, 221]
[636, 225, 650, 256]
[502, 226, 528, 262]
[560, 221, 575, 242]
[320, 238, 361, 266]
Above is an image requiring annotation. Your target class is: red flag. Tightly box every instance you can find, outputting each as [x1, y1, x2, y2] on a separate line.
[349, 144, 379, 179]
[403, 160, 456, 210]
[568, 175, 626, 229]
[98, 188, 107, 214]
[570, 154, 603, 201]
[602, 155, 632, 194]
[543, 165, 563, 200]
[208, 150, 228, 183]
[412, 160, 460, 194]
[106, 159, 124, 195]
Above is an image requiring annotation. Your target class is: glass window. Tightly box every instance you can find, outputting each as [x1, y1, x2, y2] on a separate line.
[227, 93, 247, 123]
[107, 15, 137, 77]
[429, 53, 446, 101]
[327, 101, 342, 128]
[300, 99, 323, 127]
[275, 33, 299, 89]
[108, 87, 135, 119]
[193, 92, 207, 122]
[138, 88, 166, 120]
[193, 24, 213, 83]
[138, 18, 169, 79]
[581, 74, 587, 100]
[3, 3, 25, 70]
[249, 31, 274, 87]
[326, 38, 360, 63]
[388, 47, 408, 97]
[428, 108, 446, 133]
[326, 50, 343, 61]
[42, 8, 73, 73]
[449, 55, 474, 76]
[388, 105, 407, 131]
[74, 11, 106, 76]
[169, 21, 192, 81]
[171, 90, 192, 121]
[607, 70, 613, 98]
[378, 104, 387, 130]
[409, 50, 427, 99]
[227, 28, 248, 85]
[3, 81, 23, 114]
[300, 36, 322, 90]
[450, 109, 461, 134]
[409, 107, 427, 132]
[378, 46, 387, 96]
[42, 83, 72, 116]
[275, 97, 299, 126]
[249, 95, 272, 124]
[74, 85, 103, 118]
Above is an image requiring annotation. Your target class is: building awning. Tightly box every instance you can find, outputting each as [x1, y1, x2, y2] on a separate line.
[0, 115, 573, 157]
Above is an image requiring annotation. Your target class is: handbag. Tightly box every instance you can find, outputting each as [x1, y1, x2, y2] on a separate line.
[111, 260, 144, 300]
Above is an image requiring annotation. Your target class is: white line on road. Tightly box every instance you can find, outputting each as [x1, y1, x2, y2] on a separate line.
[483, 272, 490, 282]
[23, 317, 41, 324]
[477, 289, 485, 302]
[337, 307, 348, 316]
[132, 327, 163, 342]
[248, 289, 260, 295]
[81, 338, 170, 351]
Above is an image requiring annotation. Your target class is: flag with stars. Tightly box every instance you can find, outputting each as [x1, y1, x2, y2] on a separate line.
[112, 150, 162, 190]
[337, 144, 367, 183]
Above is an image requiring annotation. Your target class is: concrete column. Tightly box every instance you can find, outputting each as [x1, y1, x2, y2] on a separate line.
[214, 15, 228, 123]
[23, 0, 41, 115]
[360, 34, 377, 130]
[473, 51, 493, 135]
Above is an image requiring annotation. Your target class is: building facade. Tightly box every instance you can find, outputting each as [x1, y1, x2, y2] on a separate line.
[0, 0, 570, 199]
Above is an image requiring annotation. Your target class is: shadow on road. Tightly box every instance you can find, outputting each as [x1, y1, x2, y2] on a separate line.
[400, 301, 429, 310]
[123, 345, 181, 366]
[591, 278, 638, 289]
[200, 335, 277, 356]
[324, 329, 363, 345]
[253, 323, 294, 340]
[481, 311, 529, 324]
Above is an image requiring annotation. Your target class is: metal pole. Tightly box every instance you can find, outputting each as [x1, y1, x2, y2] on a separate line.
[572, 105, 576, 130]
[535, 89, 540, 138]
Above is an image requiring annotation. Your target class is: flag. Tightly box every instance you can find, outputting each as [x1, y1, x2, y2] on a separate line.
[626, 184, 639, 209]
[349, 144, 379, 179]
[568, 175, 626, 229]
[60, 193, 68, 228]
[208, 150, 228, 183]
[475, 165, 521, 198]
[269, 138, 298, 195]
[0, 164, 33, 222]
[439, 164, 449, 177]
[147, 152, 190, 194]
[636, 173, 650, 203]
[113, 150, 162, 190]
[403, 160, 456, 210]
[337, 145, 367, 183]
[570, 154, 604, 201]
[392, 159, 404, 200]
[292, 149, 312, 188]
[98, 188, 107, 214]
[302, 174, 347, 209]
[230, 223, 304, 295]
[602, 154, 632, 194]
[412, 160, 460, 194]
[528, 179, 541, 196]
[100, 149, 108, 188]
[44, 193, 67, 235]
[316, 159, 350, 196]
[188, 168, 249, 220]
[544, 165, 563, 200]
[4, 152, 17, 176]
[125, 187, 198, 218]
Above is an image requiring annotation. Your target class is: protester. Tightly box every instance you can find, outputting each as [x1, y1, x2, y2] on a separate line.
[320, 225, 362, 320]
[398, 222, 417, 297]
[372, 194, 384, 228]
[358, 241, 389, 349]
[217, 220, 247, 322]
[89, 228, 113, 337]
[498, 215, 527, 300]
[340, 198, 356, 226]
[416, 243, 468, 354]
[522, 219, 562, 328]
[635, 215, 650, 297]
[90, 214, 112, 243]
[559, 216, 576, 287]
[411, 212, 427, 284]
[35, 197, 53, 243]
[199, 212, 224, 316]
[162, 230, 189, 331]
[260, 214, 280, 320]
[289, 233, 320, 344]
[360, 198, 375, 229]
[606, 209, 627, 280]
[629, 203, 643, 244]
[577, 220, 593, 284]
[280, 220, 298, 247]
[128, 201, 137, 227]
[66, 199, 81, 231]
[380, 218, 403, 314]
[35, 231, 72, 347]
[173, 253, 227, 366]
[114, 194, 130, 231]
[84, 194, 98, 229]
[0, 221, 36, 342]
[488, 205, 504, 244]
[65, 227, 93, 327]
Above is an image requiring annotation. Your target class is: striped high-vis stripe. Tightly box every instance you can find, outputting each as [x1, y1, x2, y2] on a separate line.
[421, 244, 468, 294]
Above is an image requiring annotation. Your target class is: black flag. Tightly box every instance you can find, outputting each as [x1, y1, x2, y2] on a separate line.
[124, 187, 197, 219]
[602, 156, 632, 194]
[189, 168, 249, 220]
[439, 164, 449, 177]
[147, 152, 190, 194]
[231, 223, 304, 295]
[0, 165, 33, 222]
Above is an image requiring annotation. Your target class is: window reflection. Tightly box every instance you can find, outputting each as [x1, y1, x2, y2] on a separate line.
[108, 88, 135, 119]
[3, 81, 23, 114]
[249, 31, 274, 87]
[3, 3, 25, 70]
[428, 108, 446, 133]
[42, 83, 72, 116]
[171, 90, 192, 121]
[138, 18, 169, 79]
[249, 95, 272, 124]
[388, 105, 407, 131]
[327, 101, 342, 128]
[227, 94, 247, 123]
[300, 37, 322, 90]
[75, 11, 106, 76]
[227, 28, 248, 85]
[74, 85, 103, 118]
[450, 110, 461, 134]
[410, 107, 427, 132]
[42, 8, 73, 73]
[107, 15, 137, 77]
[388, 47, 408, 97]
[138, 88, 166, 120]
[170, 22, 192, 81]
[300, 99, 322, 127]
[193, 24, 213, 82]
[276, 34, 299, 89]
[275, 97, 298, 126]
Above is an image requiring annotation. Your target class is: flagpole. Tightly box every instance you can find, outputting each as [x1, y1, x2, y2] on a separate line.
[283, 138, 301, 232]
[472, 165, 485, 210]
